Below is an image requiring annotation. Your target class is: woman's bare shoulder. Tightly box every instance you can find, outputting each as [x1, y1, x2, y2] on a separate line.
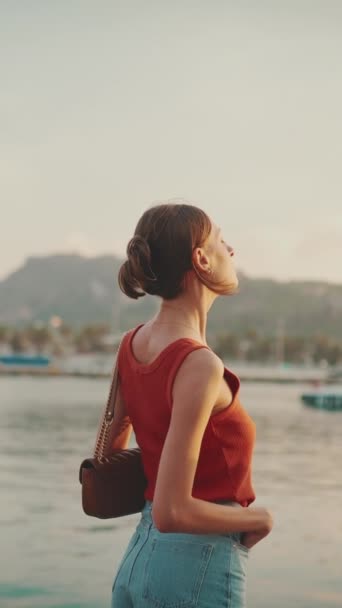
[180, 345, 223, 372]
[172, 346, 224, 398]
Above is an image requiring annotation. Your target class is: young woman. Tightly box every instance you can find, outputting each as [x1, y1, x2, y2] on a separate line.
[110, 202, 273, 608]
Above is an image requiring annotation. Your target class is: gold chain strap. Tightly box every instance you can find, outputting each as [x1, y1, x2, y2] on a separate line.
[93, 333, 126, 462]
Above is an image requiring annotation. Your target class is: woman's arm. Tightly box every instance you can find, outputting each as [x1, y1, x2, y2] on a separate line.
[152, 348, 273, 536]
[109, 382, 133, 450]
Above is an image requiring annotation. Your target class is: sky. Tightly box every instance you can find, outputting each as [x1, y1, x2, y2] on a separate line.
[1, 1, 342, 283]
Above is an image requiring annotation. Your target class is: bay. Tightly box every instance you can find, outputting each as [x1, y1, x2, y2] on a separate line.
[1, 376, 341, 608]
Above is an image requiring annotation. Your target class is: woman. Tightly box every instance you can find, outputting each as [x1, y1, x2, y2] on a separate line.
[110, 202, 273, 608]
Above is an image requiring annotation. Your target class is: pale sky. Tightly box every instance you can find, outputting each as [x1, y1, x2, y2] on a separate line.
[1, 1, 341, 282]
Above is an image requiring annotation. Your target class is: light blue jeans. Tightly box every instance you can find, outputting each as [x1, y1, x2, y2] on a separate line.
[111, 499, 249, 608]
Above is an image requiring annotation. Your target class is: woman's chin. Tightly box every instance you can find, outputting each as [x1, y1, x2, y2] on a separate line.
[226, 276, 239, 294]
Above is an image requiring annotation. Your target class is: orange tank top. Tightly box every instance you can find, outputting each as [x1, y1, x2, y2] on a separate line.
[118, 324, 256, 507]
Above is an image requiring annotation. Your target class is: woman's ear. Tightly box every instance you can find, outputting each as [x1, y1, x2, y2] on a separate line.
[192, 246, 211, 274]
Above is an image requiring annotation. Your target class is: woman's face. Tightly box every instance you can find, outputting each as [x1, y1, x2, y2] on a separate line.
[203, 221, 239, 293]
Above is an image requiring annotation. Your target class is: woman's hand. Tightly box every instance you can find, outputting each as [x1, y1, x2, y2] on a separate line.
[240, 508, 274, 549]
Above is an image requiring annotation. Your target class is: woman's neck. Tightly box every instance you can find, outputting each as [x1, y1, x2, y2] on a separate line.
[155, 286, 217, 343]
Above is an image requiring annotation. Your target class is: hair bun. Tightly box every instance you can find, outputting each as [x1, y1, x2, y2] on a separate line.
[126, 235, 148, 258]
[126, 235, 157, 286]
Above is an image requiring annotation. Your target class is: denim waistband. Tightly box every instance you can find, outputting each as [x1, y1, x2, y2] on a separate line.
[139, 499, 242, 529]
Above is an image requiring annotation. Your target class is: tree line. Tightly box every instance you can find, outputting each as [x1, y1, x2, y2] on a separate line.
[214, 329, 342, 366]
[0, 323, 341, 366]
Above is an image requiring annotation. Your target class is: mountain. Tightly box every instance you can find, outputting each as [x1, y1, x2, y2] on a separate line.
[1, 254, 342, 339]
[0, 254, 157, 328]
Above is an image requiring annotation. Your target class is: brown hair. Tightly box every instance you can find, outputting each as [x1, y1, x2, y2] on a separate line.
[118, 202, 233, 300]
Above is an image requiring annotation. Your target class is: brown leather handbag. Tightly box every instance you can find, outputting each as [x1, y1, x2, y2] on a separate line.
[79, 345, 147, 518]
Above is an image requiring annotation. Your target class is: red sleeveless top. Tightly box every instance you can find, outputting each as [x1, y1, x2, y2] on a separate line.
[118, 325, 256, 507]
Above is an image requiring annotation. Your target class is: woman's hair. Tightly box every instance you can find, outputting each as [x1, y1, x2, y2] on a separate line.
[118, 201, 233, 300]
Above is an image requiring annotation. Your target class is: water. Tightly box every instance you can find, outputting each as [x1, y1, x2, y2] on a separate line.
[1, 376, 341, 608]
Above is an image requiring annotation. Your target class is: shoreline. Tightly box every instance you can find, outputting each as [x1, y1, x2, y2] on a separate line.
[0, 367, 336, 384]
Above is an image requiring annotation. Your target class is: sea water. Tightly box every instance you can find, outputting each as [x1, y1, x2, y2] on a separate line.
[1, 376, 341, 608]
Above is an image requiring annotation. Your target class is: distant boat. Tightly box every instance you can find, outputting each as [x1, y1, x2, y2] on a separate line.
[301, 388, 342, 411]
[0, 354, 51, 371]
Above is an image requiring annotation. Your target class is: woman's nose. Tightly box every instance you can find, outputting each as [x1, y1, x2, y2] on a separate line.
[228, 246, 234, 257]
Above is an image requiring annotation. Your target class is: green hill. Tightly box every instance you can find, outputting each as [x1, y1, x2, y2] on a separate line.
[1, 254, 341, 340]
